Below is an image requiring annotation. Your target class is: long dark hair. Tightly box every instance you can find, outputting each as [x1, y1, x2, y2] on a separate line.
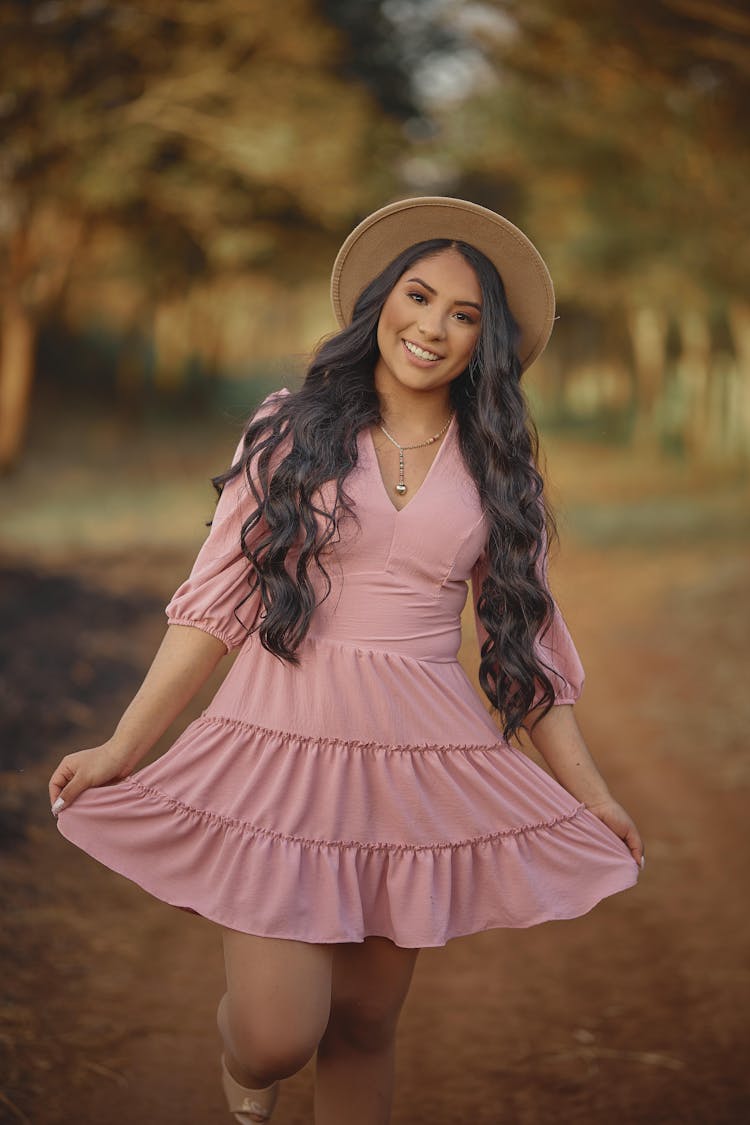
[214, 238, 558, 740]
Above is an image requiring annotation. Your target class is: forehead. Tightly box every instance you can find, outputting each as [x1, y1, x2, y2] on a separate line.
[397, 248, 481, 297]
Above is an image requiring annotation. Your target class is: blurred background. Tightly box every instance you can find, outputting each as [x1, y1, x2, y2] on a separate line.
[1, 2, 748, 1123]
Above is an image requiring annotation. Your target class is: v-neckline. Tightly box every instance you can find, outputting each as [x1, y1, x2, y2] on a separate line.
[364, 413, 457, 516]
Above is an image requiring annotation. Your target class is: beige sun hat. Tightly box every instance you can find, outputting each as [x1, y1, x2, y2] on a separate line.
[330, 196, 555, 372]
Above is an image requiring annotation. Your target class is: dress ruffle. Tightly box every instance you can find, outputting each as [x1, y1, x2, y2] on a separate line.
[58, 710, 638, 948]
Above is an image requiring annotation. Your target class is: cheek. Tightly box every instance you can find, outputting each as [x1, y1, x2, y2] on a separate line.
[454, 330, 479, 366]
[376, 299, 401, 346]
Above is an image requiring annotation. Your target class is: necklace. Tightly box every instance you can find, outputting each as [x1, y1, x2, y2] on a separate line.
[378, 413, 453, 495]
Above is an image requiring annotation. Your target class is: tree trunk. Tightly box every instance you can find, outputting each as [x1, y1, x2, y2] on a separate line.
[154, 297, 189, 392]
[676, 306, 713, 461]
[0, 294, 36, 473]
[727, 301, 750, 463]
[627, 305, 668, 449]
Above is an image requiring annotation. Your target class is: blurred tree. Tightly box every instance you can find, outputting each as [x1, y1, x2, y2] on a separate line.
[439, 0, 750, 455]
[0, 0, 401, 469]
[320, 0, 463, 119]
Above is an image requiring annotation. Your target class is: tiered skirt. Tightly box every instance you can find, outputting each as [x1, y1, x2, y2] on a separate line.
[58, 635, 638, 947]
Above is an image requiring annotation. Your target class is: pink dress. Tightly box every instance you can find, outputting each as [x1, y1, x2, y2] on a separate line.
[57, 388, 638, 947]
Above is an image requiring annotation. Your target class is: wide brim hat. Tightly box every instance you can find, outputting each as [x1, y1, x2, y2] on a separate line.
[330, 196, 555, 372]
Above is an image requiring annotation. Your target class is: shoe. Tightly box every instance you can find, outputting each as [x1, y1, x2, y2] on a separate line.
[221, 1055, 279, 1123]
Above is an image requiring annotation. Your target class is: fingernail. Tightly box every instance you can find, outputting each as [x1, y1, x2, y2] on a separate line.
[51, 797, 65, 815]
[640, 855, 646, 870]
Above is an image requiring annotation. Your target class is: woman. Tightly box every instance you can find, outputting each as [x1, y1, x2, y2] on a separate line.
[50, 197, 643, 1124]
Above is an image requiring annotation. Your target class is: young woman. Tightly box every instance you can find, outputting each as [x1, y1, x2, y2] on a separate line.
[50, 197, 643, 1124]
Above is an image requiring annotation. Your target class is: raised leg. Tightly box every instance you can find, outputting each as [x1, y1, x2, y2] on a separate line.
[314, 937, 420, 1125]
[218, 929, 333, 1106]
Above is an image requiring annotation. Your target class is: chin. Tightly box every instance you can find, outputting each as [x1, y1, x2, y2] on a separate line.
[396, 372, 442, 392]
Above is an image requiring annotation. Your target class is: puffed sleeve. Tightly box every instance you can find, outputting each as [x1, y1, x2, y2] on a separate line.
[470, 536, 585, 706]
[164, 388, 289, 653]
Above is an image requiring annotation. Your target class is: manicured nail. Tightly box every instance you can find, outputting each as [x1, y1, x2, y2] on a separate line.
[51, 797, 65, 815]
[640, 855, 646, 869]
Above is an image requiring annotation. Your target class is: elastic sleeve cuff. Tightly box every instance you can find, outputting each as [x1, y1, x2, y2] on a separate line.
[165, 616, 239, 653]
[552, 691, 581, 706]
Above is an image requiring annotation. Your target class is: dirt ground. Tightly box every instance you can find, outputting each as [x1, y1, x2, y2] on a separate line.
[1, 423, 749, 1125]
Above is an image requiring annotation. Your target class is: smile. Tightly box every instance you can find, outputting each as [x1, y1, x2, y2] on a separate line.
[403, 339, 442, 362]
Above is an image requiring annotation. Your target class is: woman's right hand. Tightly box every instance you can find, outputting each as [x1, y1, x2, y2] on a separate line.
[48, 625, 228, 816]
[48, 741, 133, 815]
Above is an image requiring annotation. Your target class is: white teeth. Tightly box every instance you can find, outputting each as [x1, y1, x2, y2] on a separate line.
[404, 340, 440, 361]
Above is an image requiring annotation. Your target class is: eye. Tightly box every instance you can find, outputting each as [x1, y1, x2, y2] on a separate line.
[454, 311, 477, 325]
[407, 291, 427, 303]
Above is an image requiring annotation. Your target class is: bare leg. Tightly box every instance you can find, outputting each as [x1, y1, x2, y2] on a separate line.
[314, 937, 419, 1125]
[219, 929, 333, 1090]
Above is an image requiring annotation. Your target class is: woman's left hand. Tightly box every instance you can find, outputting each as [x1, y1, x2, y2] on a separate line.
[585, 797, 645, 869]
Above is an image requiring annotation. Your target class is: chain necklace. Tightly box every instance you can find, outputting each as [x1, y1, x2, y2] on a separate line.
[378, 413, 453, 495]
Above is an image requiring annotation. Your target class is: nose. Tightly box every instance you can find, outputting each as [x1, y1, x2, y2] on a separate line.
[417, 307, 447, 341]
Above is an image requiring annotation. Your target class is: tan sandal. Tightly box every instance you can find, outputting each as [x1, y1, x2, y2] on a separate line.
[221, 1055, 279, 1123]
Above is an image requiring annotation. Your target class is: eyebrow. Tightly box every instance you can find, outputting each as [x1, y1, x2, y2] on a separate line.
[405, 276, 482, 313]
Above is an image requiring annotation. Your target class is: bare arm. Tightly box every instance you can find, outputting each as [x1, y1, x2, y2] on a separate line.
[49, 624, 227, 812]
[524, 703, 645, 867]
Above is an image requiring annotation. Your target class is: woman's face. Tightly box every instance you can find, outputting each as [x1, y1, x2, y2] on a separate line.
[374, 248, 482, 399]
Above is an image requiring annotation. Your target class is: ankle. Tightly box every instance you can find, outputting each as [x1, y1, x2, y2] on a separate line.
[221, 1055, 279, 1123]
[224, 1052, 277, 1093]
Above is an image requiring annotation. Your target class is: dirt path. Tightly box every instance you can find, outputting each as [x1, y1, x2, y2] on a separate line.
[2, 530, 749, 1125]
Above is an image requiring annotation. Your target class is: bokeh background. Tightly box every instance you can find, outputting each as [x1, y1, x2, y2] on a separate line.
[1, 2, 748, 1123]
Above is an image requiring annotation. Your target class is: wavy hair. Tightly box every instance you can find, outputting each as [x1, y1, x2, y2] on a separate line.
[213, 238, 558, 739]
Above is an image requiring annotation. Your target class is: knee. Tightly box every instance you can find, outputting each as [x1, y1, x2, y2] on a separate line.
[232, 1038, 314, 1087]
[217, 994, 318, 1084]
[324, 998, 400, 1054]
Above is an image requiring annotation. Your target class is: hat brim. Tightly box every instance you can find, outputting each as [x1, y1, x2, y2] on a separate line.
[330, 196, 555, 372]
